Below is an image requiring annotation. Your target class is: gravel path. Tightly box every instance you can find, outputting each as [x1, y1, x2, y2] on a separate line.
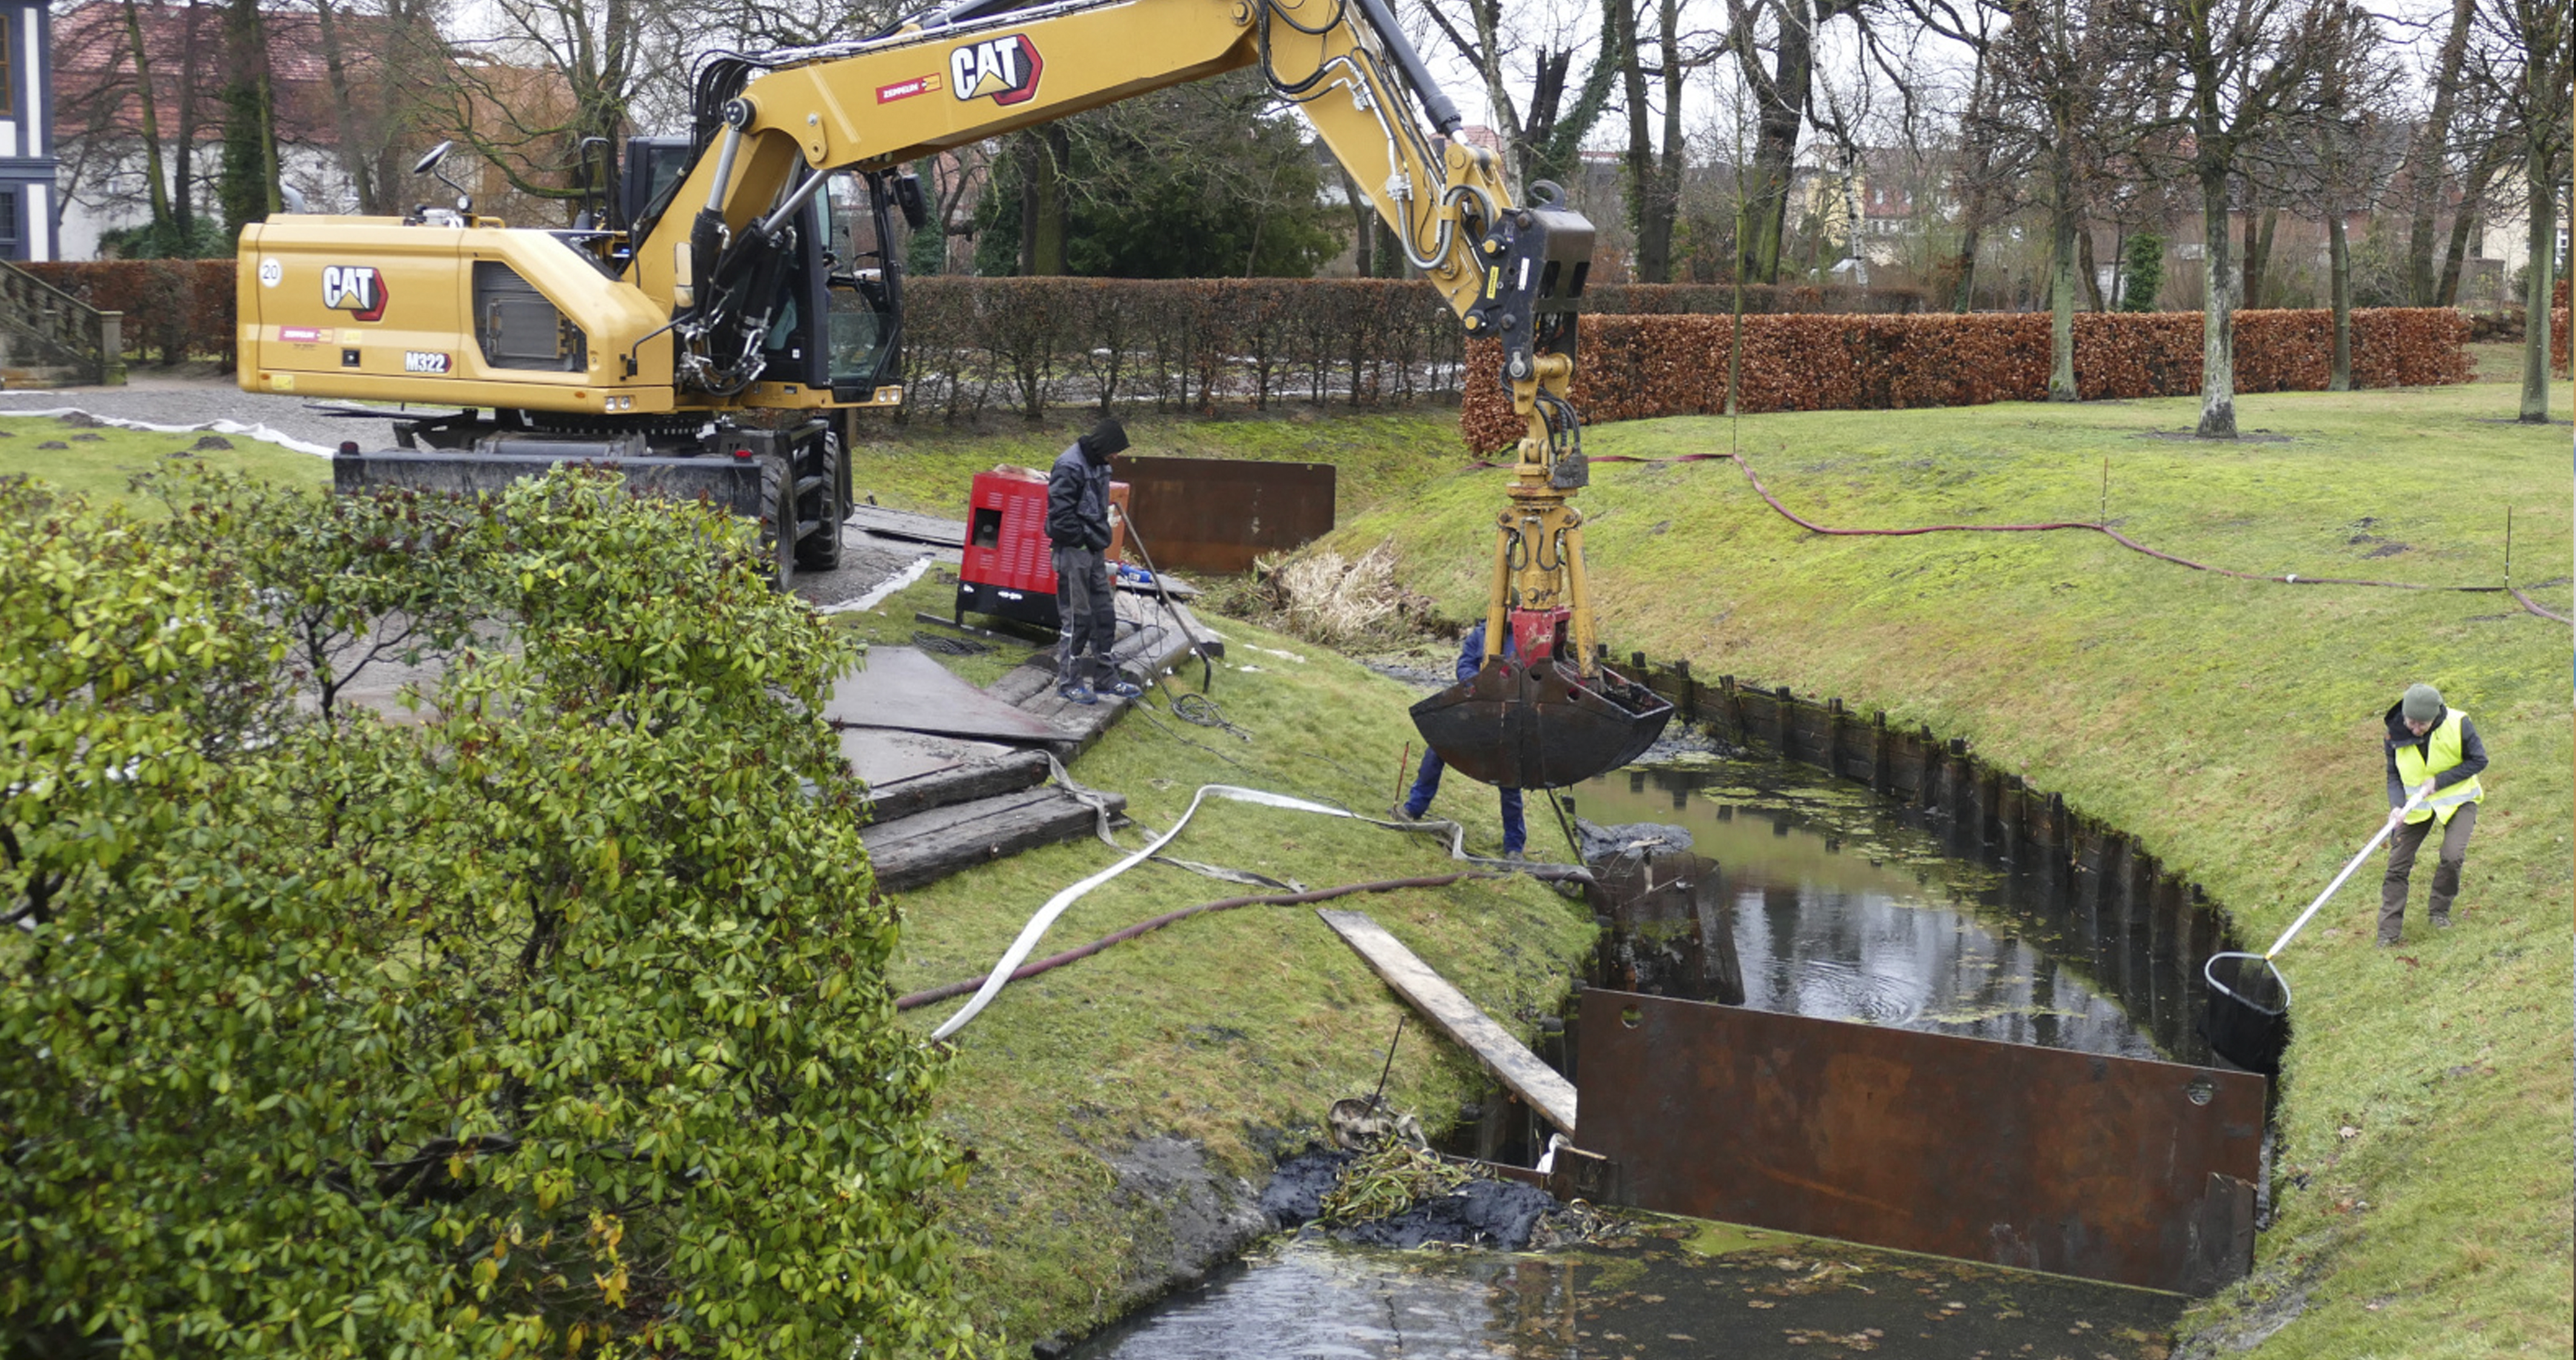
[0, 373, 403, 454]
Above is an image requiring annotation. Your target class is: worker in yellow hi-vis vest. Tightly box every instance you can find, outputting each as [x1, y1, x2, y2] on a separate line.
[2378, 683, 2489, 946]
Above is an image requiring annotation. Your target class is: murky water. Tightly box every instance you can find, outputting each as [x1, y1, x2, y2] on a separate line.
[1567, 755, 2182, 1063]
[1077, 754, 2204, 1359]
[1077, 1220, 2183, 1360]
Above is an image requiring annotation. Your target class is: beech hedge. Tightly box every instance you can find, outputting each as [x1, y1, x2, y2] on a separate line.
[21, 259, 238, 367]
[1461, 308, 2475, 453]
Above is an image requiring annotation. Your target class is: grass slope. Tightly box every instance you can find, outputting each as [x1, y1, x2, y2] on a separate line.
[1313, 376, 2572, 1358]
[0, 416, 327, 504]
[864, 588, 1593, 1347]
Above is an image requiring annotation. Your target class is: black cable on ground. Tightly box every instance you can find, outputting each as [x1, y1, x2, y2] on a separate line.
[911, 630, 991, 656]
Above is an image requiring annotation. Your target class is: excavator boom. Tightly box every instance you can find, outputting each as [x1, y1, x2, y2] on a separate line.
[236, 0, 1668, 786]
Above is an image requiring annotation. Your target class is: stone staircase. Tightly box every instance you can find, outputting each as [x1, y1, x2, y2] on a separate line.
[0, 260, 125, 388]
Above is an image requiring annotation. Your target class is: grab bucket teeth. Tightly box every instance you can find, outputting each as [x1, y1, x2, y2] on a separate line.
[1408, 659, 1674, 790]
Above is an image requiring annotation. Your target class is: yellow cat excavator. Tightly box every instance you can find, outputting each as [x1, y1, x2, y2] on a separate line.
[234, 0, 1670, 788]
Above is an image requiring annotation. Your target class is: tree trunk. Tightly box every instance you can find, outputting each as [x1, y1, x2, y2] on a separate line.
[2197, 168, 2238, 438]
[2079, 224, 2105, 312]
[218, 0, 277, 235]
[2241, 204, 2277, 308]
[1949, 53, 1996, 313]
[1734, 0, 1817, 285]
[119, 0, 176, 234]
[1018, 128, 1066, 276]
[1615, 0, 1665, 281]
[2518, 153, 2555, 422]
[2049, 155, 2078, 400]
[176, 0, 202, 239]
[1641, 0, 1685, 282]
[2405, 0, 2475, 304]
[2328, 208, 2352, 391]
[310, 0, 376, 216]
[1340, 167, 1373, 277]
[2435, 150, 2501, 306]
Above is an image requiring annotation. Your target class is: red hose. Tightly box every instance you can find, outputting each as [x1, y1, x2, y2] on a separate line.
[895, 871, 1513, 1011]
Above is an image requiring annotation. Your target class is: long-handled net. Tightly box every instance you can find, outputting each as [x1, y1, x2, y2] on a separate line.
[2202, 789, 2429, 1072]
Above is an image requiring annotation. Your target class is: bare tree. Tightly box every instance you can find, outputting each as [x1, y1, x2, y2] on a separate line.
[1724, 0, 1863, 284]
[2401, 0, 2477, 303]
[2290, 1, 2405, 390]
[1419, 0, 1622, 191]
[2142, 0, 2343, 437]
[2464, 0, 2572, 419]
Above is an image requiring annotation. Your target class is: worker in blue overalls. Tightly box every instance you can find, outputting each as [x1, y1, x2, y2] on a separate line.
[1396, 620, 1525, 857]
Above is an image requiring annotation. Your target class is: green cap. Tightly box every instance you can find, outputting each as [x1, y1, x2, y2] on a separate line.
[2402, 683, 2443, 724]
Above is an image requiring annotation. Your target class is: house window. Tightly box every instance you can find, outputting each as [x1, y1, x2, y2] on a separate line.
[0, 189, 21, 259]
[1, 12, 15, 108]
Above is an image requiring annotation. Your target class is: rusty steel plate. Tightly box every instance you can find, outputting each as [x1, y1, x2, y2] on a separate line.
[1117, 456, 1335, 574]
[1575, 989, 2266, 1294]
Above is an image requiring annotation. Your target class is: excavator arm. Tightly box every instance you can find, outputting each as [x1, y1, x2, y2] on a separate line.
[651, 0, 1668, 786]
[236, 0, 1668, 786]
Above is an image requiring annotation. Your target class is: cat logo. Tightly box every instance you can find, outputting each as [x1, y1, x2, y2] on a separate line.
[320, 265, 390, 322]
[949, 34, 1041, 107]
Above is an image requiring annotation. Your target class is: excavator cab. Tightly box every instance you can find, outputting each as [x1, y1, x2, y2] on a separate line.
[616, 139, 909, 403]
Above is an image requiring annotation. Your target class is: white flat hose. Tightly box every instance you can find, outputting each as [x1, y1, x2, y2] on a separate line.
[928, 784, 1373, 1041]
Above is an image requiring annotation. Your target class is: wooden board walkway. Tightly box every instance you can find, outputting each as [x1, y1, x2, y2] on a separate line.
[1316, 909, 1579, 1135]
[865, 784, 1124, 891]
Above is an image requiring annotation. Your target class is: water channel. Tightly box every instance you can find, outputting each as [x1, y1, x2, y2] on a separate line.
[1076, 752, 2203, 1360]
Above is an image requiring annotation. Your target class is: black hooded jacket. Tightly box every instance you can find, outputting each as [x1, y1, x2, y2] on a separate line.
[2382, 702, 2488, 810]
[1046, 422, 1128, 549]
[1047, 439, 1112, 549]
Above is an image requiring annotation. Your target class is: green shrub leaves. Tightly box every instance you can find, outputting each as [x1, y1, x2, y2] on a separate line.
[3, 466, 976, 1358]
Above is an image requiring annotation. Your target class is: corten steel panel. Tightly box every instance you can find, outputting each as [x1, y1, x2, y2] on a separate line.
[1118, 456, 1335, 574]
[1575, 989, 2266, 1294]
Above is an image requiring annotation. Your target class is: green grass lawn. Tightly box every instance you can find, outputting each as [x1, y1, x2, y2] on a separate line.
[0, 415, 327, 505]
[1307, 374, 2573, 1359]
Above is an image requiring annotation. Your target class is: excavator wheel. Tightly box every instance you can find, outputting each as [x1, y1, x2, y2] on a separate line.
[759, 455, 796, 593]
[795, 429, 846, 572]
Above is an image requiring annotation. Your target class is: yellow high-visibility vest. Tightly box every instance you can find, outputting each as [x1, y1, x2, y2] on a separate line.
[2394, 709, 2484, 826]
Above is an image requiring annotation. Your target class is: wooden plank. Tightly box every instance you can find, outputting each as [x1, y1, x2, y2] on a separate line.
[864, 785, 1123, 891]
[1315, 909, 1579, 1135]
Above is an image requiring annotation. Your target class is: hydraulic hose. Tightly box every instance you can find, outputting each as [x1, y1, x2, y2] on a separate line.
[895, 871, 1507, 1011]
[918, 782, 1588, 1041]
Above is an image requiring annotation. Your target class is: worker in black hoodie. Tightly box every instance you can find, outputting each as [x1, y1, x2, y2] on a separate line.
[1046, 418, 1138, 705]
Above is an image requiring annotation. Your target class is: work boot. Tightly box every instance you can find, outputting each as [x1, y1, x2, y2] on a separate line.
[2431, 911, 2454, 929]
[1103, 677, 1145, 700]
[1388, 804, 1423, 823]
[1057, 680, 1098, 706]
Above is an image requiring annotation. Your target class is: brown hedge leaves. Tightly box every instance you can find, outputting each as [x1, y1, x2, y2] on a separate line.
[1462, 308, 2475, 452]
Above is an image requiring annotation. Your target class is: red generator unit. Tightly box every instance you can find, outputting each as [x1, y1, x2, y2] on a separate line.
[957, 469, 1128, 629]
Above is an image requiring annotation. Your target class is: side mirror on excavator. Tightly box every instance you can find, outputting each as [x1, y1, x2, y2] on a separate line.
[413, 139, 472, 216]
[892, 171, 928, 233]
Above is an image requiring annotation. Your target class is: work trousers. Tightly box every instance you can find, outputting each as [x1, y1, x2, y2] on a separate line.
[1052, 545, 1116, 686]
[1403, 748, 1525, 855]
[2379, 801, 2477, 944]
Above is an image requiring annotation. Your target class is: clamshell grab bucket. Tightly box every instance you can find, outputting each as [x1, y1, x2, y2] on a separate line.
[1409, 658, 1674, 790]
